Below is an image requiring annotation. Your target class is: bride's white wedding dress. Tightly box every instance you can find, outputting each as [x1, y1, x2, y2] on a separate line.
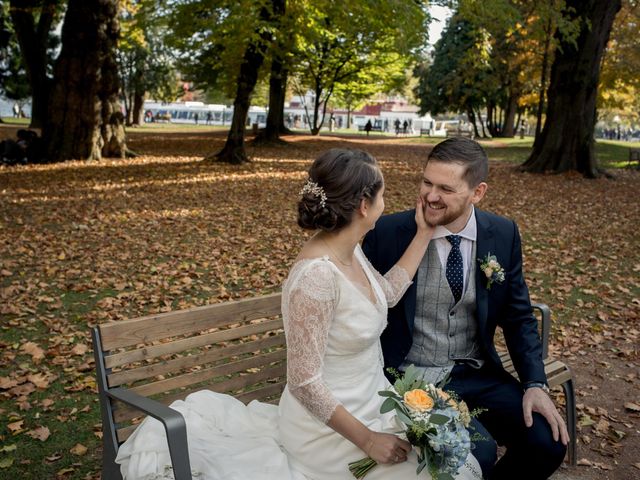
[116, 245, 481, 480]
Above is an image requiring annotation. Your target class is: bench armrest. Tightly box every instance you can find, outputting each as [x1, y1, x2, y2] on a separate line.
[108, 387, 192, 480]
[531, 302, 550, 360]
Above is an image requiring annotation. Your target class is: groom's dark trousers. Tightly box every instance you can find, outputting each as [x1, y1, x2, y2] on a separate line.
[447, 363, 566, 480]
[363, 209, 566, 479]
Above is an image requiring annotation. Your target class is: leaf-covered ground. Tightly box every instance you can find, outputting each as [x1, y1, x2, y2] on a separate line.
[1, 125, 638, 479]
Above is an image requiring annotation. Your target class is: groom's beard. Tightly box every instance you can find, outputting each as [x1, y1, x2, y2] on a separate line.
[424, 201, 467, 228]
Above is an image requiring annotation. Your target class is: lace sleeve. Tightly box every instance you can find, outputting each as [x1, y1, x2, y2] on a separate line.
[282, 260, 341, 423]
[358, 246, 412, 308]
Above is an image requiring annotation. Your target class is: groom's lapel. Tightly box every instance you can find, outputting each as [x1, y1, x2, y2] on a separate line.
[475, 210, 495, 333]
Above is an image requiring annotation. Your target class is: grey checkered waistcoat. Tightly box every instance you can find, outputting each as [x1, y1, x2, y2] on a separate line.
[400, 240, 484, 385]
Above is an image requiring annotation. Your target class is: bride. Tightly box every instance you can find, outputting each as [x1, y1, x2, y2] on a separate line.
[116, 148, 482, 480]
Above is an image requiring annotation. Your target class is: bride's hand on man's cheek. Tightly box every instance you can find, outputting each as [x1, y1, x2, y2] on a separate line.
[415, 196, 434, 235]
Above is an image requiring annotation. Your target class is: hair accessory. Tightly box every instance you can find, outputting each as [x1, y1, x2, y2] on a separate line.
[299, 179, 327, 208]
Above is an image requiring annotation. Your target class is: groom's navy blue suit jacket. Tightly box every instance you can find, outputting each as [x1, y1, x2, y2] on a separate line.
[362, 208, 547, 387]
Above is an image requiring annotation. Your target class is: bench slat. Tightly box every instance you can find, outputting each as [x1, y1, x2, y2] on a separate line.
[107, 334, 286, 387]
[105, 318, 284, 369]
[116, 424, 138, 443]
[499, 353, 571, 389]
[129, 349, 287, 398]
[99, 293, 282, 350]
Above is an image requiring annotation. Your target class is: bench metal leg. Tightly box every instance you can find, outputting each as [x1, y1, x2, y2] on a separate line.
[561, 378, 577, 466]
[164, 414, 192, 480]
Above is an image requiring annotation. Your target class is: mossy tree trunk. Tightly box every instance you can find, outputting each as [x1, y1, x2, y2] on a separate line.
[522, 0, 621, 177]
[43, 0, 125, 161]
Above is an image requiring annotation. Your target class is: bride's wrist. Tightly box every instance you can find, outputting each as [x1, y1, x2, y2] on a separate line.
[363, 432, 375, 456]
[414, 228, 432, 242]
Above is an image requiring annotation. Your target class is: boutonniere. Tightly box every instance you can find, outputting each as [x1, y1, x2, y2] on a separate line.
[478, 253, 505, 290]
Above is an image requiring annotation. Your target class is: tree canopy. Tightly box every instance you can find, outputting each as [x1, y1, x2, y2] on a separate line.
[288, 0, 429, 134]
[2, 0, 633, 173]
[0, 3, 30, 104]
[598, 0, 640, 126]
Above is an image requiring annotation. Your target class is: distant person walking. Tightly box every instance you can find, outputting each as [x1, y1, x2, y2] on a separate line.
[12, 103, 20, 118]
[194, 113, 199, 125]
[364, 120, 372, 136]
[206, 112, 212, 125]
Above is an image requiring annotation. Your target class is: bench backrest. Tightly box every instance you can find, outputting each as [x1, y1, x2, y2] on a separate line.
[94, 292, 286, 444]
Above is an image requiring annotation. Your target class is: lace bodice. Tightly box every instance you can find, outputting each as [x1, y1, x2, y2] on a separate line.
[281, 245, 412, 423]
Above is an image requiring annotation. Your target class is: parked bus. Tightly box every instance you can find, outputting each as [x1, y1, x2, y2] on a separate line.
[143, 101, 267, 127]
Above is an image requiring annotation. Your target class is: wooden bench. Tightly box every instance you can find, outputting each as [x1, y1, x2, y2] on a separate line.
[92, 295, 576, 480]
[446, 129, 475, 139]
[357, 125, 382, 132]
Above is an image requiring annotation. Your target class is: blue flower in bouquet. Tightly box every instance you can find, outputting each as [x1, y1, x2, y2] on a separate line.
[426, 410, 471, 476]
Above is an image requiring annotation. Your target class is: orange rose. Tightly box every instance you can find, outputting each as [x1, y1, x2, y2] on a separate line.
[403, 389, 434, 412]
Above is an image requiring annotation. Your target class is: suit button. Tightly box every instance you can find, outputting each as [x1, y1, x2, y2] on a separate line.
[449, 332, 455, 337]
[449, 311, 455, 316]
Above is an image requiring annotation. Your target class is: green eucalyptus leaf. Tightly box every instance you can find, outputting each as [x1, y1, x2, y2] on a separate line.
[380, 397, 397, 414]
[429, 413, 451, 425]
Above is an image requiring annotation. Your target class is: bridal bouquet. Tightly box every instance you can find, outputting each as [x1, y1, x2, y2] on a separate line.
[349, 365, 480, 480]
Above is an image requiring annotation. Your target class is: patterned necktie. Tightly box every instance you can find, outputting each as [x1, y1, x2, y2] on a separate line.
[446, 235, 464, 303]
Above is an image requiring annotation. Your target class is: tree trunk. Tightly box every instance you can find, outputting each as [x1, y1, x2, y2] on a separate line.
[310, 86, 322, 135]
[480, 115, 488, 138]
[9, 0, 57, 129]
[278, 68, 292, 134]
[467, 108, 480, 138]
[257, 0, 286, 143]
[124, 93, 133, 126]
[132, 89, 144, 126]
[43, 0, 125, 161]
[522, 0, 621, 177]
[535, 16, 553, 142]
[486, 103, 496, 137]
[259, 53, 286, 142]
[474, 107, 488, 137]
[501, 95, 518, 137]
[211, 2, 273, 163]
[497, 108, 504, 136]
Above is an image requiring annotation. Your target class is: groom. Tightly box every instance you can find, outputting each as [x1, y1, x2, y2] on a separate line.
[363, 138, 568, 479]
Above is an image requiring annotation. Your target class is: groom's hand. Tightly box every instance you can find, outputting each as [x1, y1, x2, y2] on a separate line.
[523, 387, 570, 445]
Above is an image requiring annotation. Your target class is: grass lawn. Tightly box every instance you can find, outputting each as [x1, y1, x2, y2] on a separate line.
[0, 117, 31, 126]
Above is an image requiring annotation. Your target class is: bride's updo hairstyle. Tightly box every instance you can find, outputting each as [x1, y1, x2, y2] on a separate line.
[298, 148, 383, 232]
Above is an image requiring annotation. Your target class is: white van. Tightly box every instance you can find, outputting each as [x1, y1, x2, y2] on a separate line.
[431, 120, 459, 137]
